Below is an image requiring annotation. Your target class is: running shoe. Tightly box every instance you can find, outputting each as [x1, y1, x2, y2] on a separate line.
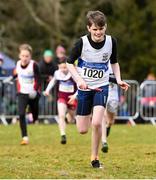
[61, 135, 67, 144]
[101, 142, 108, 153]
[20, 139, 29, 145]
[91, 160, 103, 168]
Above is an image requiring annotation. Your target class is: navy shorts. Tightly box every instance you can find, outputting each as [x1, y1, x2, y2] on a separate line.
[77, 85, 109, 116]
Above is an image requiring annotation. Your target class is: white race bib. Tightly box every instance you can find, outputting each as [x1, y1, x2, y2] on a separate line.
[82, 67, 105, 79]
[59, 84, 74, 93]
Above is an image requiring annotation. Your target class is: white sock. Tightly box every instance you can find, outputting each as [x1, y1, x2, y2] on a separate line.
[61, 133, 66, 136]
[102, 140, 107, 144]
[23, 136, 29, 141]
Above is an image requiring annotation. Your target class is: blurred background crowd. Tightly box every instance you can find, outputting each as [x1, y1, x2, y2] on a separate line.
[1, 0, 156, 81]
[1, 0, 156, 125]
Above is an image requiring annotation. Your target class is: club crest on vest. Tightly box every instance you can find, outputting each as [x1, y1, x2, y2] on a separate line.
[102, 53, 109, 62]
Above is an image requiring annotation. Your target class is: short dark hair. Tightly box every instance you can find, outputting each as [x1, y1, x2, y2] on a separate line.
[58, 59, 67, 65]
[86, 10, 107, 27]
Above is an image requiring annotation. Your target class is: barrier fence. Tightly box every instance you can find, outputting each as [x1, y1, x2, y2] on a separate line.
[140, 81, 156, 125]
[116, 80, 140, 126]
[0, 77, 58, 125]
[0, 78, 156, 125]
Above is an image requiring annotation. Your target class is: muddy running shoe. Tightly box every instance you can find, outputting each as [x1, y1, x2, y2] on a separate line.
[91, 160, 103, 168]
[101, 142, 108, 153]
[61, 135, 67, 144]
[20, 139, 29, 145]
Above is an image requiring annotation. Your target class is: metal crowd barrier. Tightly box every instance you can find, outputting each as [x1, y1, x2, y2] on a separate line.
[0, 77, 57, 125]
[140, 81, 156, 125]
[0, 78, 156, 125]
[38, 78, 57, 119]
[116, 80, 140, 125]
[0, 77, 10, 125]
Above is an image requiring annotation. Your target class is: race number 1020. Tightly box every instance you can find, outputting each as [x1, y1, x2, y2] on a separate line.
[83, 68, 104, 78]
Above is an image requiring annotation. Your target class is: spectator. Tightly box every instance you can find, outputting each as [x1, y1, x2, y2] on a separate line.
[38, 49, 57, 88]
[146, 73, 156, 80]
[0, 54, 6, 117]
[118, 95, 130, 116]
[38, 50, 57, 120]
[143, 73, 156, 97]
[0, 53, 17, 123]
[54, 45, 67, 65]
[0, 54, 6, 77]
[141, 73, 156, 113]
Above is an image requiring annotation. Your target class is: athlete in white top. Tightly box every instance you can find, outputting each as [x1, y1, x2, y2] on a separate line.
[44, 61, 77, 144]
[66, 11, 129, 168]
[16, 60, 39, 97]
[101, 62, 119, 153]
[14, 44, 40, 145]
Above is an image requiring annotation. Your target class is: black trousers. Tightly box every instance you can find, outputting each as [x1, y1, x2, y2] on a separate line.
[18, 93, 39, 137]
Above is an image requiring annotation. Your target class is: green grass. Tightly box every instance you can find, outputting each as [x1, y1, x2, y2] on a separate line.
[0, 124, 156, 179]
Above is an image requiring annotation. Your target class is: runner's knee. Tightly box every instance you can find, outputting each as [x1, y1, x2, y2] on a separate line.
[92, 121, 101, 128]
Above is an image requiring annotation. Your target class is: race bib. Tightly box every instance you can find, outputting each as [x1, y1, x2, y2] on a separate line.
[83, 67, 105, 79]
[59, 84, 74, 93]
[21, 78, 33, 84]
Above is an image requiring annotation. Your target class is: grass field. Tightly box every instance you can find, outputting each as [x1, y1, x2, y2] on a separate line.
[0, 123, 156, 179]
